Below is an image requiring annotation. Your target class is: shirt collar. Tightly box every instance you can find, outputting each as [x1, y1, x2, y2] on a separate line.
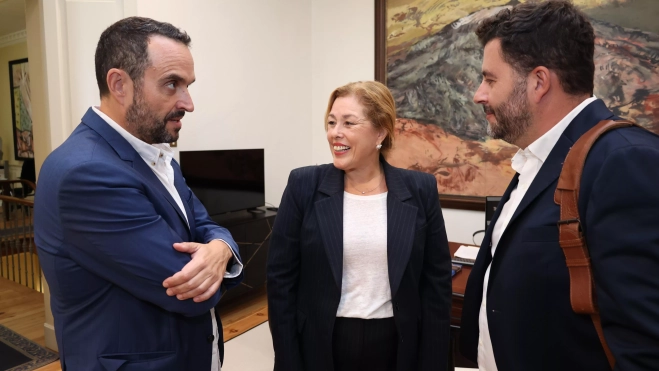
[527, 96, 597, 162]
[92, 106, 173, 165]
[510, 96, 597, 173]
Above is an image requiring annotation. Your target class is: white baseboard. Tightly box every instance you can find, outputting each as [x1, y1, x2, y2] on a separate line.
[44, 322, 58, 352]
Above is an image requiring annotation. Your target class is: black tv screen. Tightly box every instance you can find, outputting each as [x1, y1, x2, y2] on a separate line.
[179, 149, 265, 215]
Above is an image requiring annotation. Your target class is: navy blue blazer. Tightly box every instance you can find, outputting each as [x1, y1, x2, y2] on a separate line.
[267, 158, 452, 371]
[460, 100, 659, 370]
[34, 108, 243, 371]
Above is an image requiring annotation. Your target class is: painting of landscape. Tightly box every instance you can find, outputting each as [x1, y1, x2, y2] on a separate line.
[380, 0, 659, 199]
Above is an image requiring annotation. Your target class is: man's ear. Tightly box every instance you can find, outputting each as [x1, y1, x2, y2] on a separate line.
[106, 68, 132, 105]
[529, 66, 551, 103]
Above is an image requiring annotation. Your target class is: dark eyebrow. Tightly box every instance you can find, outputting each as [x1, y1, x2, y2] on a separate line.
[161, 73, 195, 85]
[482, 70, 496, 79]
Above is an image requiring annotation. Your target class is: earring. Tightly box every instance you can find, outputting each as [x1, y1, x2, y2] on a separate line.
[376, 144, 382, 150]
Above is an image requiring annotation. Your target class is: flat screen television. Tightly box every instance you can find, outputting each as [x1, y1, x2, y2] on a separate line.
[179, 149, 265, 216]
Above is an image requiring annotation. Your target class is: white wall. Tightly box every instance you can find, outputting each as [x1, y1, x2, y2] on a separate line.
[66, 2, 125, 120]
[136, 0, 312, 207]
[310, 0, 375, 166]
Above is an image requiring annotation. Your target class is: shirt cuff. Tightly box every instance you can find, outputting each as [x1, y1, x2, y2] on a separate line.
[215, 239, 243, 278]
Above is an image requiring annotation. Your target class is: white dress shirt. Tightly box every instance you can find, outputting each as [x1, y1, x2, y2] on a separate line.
[93, 106, 242, 371]
[477, 97, 597, 371]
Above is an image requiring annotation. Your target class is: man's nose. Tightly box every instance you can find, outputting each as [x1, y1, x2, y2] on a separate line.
[178, 89, 194, 112]
[473, 81, 488, 105]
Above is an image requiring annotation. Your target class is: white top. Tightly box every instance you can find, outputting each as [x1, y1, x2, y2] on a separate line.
[477, 97, 597, 371]
[336, 191, 393, 319]
[93, 106, 243, 371]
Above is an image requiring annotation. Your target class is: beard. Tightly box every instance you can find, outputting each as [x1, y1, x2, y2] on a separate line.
[125, 88, 185, 144]
[484, 78, 532, 146]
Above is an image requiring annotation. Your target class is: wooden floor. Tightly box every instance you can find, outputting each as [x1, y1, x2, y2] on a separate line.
[0, 276, 58, 371]
[0, 277, 268, 371]
[218, 288, 269, 342]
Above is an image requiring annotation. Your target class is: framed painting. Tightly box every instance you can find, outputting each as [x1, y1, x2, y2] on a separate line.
[375, 0, 659, 210]
[8, 58, 34, 160]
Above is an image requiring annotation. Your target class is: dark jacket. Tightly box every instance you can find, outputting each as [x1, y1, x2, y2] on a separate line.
[35, 108, 243, 370]
[460, 99, 659, 371]
[268, 158, 452, 371]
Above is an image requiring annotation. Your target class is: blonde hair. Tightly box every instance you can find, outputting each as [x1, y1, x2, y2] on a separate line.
[324, 81, 396, 153]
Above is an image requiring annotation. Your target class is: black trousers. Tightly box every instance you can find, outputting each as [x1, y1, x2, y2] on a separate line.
[332, 317, 398, 371]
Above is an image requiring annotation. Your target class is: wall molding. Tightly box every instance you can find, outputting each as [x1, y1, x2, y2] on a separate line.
[0, 29, 27, 49]
[44, 323, 58, 352]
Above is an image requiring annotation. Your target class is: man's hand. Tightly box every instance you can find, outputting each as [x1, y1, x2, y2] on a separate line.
[162, 240, 233, 302]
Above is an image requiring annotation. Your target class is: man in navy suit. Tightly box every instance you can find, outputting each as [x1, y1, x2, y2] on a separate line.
[34, 17, 243, 370]
[460, 2, 659, 370]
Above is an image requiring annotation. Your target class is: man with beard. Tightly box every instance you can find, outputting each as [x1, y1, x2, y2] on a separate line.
[34, 17, 243, 370]
[459, 1, 659, 371]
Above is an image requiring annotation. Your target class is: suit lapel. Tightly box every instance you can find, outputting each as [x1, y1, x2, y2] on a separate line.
[468, 173, 519, 290]
[505, 99, 616, 229]
[315, 166, 345, 289]
[313, 159, 419, 294]
[132, 157, 192, 236]
[383, 161, 417, 299]
[81, 108, 192, 235]
[505, 140, 569, 227]
[480, 174, 518, 256]
[172, 160, 195, 234]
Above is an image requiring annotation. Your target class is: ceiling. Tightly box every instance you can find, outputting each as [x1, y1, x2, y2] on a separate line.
[0, 0, 26, 38]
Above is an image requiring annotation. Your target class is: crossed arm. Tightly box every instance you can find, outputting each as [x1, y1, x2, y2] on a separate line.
[58, 161, 242, 316]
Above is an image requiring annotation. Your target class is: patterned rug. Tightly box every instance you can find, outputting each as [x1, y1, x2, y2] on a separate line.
[0, 325, 58, 371]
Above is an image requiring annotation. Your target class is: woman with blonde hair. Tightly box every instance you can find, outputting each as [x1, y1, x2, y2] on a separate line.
[268, 81, 452, 371]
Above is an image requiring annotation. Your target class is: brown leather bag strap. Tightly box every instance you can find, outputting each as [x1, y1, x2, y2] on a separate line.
[553, 119, 637, 369]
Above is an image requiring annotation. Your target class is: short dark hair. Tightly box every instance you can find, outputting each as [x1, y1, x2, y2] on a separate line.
[476, 0, 595, 96]
[95, 17, 191, 98]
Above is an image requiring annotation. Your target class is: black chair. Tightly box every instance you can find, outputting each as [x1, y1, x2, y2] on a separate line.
[17, 159, 35, 198]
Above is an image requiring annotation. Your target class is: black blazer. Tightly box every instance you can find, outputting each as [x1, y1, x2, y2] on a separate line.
[459, 99, 659, 370]
[267, 158, 452, 371]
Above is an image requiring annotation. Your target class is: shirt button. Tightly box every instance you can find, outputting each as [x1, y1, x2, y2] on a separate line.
[207, 335, 214, 343]
[159, 153, 163, 157]
[151, 162, 156, 166]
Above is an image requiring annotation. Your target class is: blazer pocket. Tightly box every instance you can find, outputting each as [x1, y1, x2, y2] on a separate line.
[98, 351, 177, 371]
[296, 310, 307, 334]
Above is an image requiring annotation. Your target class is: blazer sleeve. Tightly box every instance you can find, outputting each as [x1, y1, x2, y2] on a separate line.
[585, 144, 659, 370]
[57, 161, 220, 317]
[267, 169, 305, 371]
[418, 174, 453, 370]
[189, 190, 244, 290]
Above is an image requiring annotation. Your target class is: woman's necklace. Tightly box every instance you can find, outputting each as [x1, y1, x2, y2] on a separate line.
[350, 172, 384, 194]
